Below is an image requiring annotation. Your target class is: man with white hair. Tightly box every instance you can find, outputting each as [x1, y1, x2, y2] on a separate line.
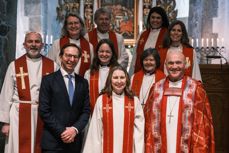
[0, 32, 57, 153]
[144, 51, 215, 153]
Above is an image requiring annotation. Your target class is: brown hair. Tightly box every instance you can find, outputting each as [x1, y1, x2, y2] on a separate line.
[100, 65, 134, 98]
[59, 43, 82, 58]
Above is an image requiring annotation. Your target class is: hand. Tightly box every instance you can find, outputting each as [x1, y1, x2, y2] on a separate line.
[1, 123, 10, 137]
[61, 127, 77, 143]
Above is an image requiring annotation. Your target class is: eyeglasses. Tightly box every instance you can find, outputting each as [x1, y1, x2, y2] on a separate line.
[67, 21, 79, 26]
[98, 50, 112, 54]
[63, 53, 79, 59]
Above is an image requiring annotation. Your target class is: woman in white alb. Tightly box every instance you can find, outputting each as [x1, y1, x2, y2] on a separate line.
[83, 65, 145, 153]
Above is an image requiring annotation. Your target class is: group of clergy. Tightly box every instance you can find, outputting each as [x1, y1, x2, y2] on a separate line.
[0, 5, 215, 153]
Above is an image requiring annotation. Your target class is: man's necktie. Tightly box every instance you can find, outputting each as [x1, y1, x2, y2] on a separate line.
[67, 74, 74, 105]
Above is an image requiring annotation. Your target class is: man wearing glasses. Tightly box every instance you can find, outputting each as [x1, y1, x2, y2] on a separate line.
[39, 43, 90, 153]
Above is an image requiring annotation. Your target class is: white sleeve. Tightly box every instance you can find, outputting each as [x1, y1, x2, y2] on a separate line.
[133, 97, 145, 153]
[129, 32, 143, 76]
[0, 62, 15, 123]
[82, 96, 103, 153]
[89, 43, 94, 63]
[117, 34, 129, 69]
[84, 70, 90, 85]
[47, 39, 61, 66]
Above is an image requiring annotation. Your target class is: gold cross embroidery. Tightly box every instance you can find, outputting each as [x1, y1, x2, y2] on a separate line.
[125, 103, 134, 112]
[139, 38, 145, 45]
[185, 57, 191, 68]
[16, 67, 28, 90]
[103, 103, 112, 113]
[82, 50, 90, 63]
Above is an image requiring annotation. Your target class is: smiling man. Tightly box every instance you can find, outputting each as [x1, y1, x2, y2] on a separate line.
[144, 51, 215, 153]
[85, 7, 129, 69]
[0, 32, 57, 153]
[39, 43, 90, 153]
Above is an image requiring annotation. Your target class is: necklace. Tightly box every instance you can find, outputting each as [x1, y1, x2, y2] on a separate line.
[167, 100, 177, 124]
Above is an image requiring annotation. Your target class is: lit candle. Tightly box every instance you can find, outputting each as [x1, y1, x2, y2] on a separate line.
[191, 38, 194, 47]
[139, 21, 143, 33]
[221, 38, 224, 47]
[46, 35, 49, 44]
[206, 38, 209, 47]
[211, 38, 214, 47]
[41, 34, 44, 42]
[50, 35, 53, 44]
[196, 38, 199, 47]
[217, 38, 219, 47]
[201, 38, 204, 47]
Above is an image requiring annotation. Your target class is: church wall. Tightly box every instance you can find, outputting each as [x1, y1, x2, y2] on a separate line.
[0, 0, 229, 152]
[0, 0, 17, 151]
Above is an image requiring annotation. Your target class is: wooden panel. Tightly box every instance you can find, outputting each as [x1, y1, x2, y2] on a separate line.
[200, 64, 229, 153]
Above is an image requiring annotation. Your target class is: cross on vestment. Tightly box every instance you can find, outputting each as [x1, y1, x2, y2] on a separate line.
[125, 103, 134, 112]
[82, 50, 90, 63]
[16, 67, 28, 89]
[103, 103, 112, 113]
[167, 111, 174, 124]
[139, 38, 145, 45]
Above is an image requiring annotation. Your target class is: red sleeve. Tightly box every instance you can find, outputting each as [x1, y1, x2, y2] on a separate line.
[191, 83, 215, 153]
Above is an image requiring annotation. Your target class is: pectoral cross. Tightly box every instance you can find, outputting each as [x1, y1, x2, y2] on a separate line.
[125, 103, 134, 112]
[103, 103, 112, 113]
[82, 50, 90, 63]
[16, 67, 28, 89]
[167, 111, 174, 124]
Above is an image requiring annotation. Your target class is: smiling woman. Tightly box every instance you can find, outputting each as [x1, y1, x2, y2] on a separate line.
[83, 65, 145, 153]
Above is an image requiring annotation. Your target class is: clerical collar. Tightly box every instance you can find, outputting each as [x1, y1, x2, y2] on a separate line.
[112, 91, 124, 97]
[97, 30, 109, 35]
[170, 43, 182, 48]
[26, 55, 42, 62]
[99, 65, 109, 68]
[144, 71, 155, 76]
[169, 78, 183, 87]
[151, 27, 161, 31]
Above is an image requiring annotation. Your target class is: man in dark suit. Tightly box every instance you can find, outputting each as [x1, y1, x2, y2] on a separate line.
[39, 43, 90, 153]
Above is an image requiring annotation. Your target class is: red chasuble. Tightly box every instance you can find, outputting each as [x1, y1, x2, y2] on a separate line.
[60, 36, 91, 76]
[158, 46, 194, 76]
[89, 71, 99, 113]
[88, 28, 118, 56]
[131, 69, 165, 98]
[144, 76, 215, 153]
[102, 94, 135, 153]
[15, 54, 54, 153]
[134, 28, 167, 73]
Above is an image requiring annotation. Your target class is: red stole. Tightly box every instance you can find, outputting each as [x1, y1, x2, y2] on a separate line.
[88, 28, 119, 56]
[102, 94, 135, 153]
[89, 71, 99, 113]
[15, 54, 54, 153]
[134, 28, 167, 73]
[131, 69, 165, 97]
[145, 76, 215, 153]
[158, 47, 194, 76]
[160, 77, 186, 153]
[60, 36, 91, 76]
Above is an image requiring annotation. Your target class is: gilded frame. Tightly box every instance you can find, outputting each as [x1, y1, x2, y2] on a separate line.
[98, 1, 138, 45]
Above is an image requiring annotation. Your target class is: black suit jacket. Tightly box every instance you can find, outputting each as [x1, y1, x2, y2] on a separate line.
[39, 70, 90, 152]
